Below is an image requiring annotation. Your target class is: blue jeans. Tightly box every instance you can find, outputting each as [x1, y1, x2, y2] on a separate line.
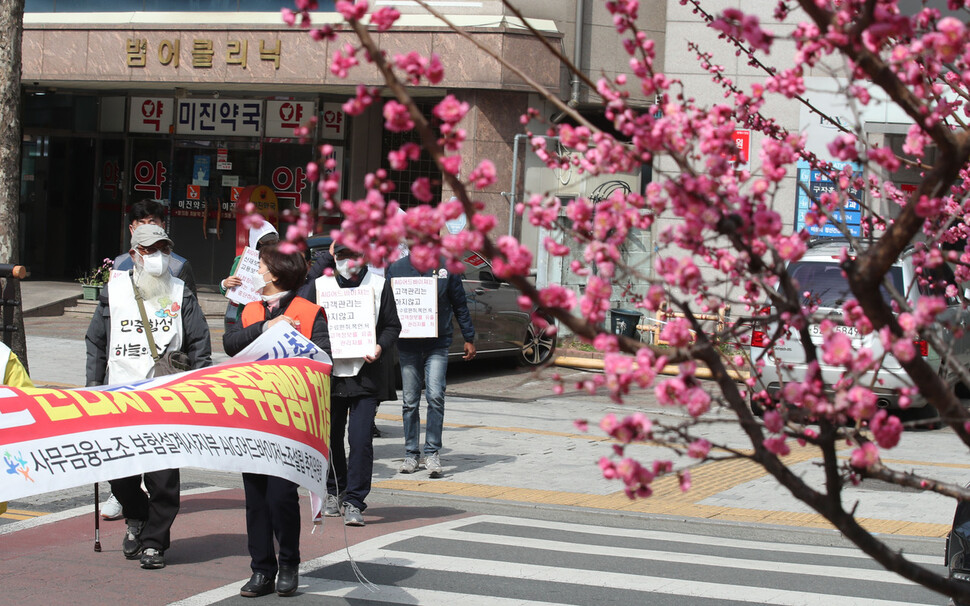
[400, 347, 448, 458]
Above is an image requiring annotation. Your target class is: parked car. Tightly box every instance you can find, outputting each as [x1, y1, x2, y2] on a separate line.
[306, 235, 556, 366]
[749, 239, 970, 413]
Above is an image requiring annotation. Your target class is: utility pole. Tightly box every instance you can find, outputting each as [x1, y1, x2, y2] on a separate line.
[0, 0, 28, 371]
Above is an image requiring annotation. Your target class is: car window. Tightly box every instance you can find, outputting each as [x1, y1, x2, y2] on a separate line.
[788, 261, 904, 308]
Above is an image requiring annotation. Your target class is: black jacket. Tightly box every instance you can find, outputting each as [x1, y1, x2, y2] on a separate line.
[223, 291, 331, 359]
[85, 278, 212, 387]
[385, 256, 475, 352]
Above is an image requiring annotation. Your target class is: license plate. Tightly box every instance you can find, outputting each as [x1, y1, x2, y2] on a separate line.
[809, 323, 858, 338]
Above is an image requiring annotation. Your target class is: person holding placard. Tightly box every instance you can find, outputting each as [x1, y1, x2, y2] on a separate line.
[386, 255, 475, 477]
[221, 222, 279, 331]
[223, 242, 331, 598]
[314, 242, 401, 526]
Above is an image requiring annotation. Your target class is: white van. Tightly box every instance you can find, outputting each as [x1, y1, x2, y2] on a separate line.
[749, 239, 970, 413]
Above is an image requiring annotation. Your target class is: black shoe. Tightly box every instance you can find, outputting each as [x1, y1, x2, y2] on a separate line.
[122, 519, 146, 560]
[240, 572, 275, 598]
[276, 566, 299, 596]
[139, 547, 165, 569]
[371, 422, 381, 438]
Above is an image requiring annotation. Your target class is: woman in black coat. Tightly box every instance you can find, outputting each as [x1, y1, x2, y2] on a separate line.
[224, 243, 330, 598]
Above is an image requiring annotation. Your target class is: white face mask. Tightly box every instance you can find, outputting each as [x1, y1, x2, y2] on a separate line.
[140, 251, 170, 277]
[335, 258, 360, 280]
[257, 269, 274, 292]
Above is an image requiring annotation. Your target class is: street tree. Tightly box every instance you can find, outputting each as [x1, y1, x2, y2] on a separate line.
[273, 0, 970, 601]
[0, 0, 26, 371]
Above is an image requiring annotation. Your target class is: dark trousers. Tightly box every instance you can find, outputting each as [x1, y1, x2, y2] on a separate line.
[327, 395, 378, 511]
[242, 473, 301, 576]
[110, 468, 180, 551]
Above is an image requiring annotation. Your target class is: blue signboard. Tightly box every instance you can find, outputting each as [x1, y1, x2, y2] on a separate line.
[794, 160, 863, 237]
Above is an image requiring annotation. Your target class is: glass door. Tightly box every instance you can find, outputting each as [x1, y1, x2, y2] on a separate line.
[170, 140, 261, 287]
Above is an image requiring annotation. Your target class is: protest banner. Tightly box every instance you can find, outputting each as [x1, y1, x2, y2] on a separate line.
[390, 277, 437, 339]
[227, 246, 263, 305]
[316, 285, 377, 359]
[0, 327, 332, 521]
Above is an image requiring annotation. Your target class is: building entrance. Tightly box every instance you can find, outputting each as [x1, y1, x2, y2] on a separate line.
[168, 140, 261, 286]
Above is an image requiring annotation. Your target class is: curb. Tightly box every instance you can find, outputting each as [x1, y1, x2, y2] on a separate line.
[554, 355, 751, 381]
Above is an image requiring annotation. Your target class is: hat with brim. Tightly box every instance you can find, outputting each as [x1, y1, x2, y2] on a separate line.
[332, 241, 358, 256]
[130, 224, 173, 250]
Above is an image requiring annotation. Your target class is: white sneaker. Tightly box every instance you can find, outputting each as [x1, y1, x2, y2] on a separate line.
[400, 457, 418, 474]
[425, 452, 443, 478]
[101, 493, 123, 520]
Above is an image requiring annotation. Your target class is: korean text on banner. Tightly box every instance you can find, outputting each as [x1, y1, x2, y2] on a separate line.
[316, 285, 377, 359]
[227, 247, 263, 306]
[0, 357, 331, 522]
[391, 277, 438, 339]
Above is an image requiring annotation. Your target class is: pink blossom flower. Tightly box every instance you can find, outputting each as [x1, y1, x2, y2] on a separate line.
[410, 177, 433, 202]
[370, 6, 400, 31]
[687, 439, 711, 459]
[336, 0, 368, 21]
[433, 95, 470, 124]
[383, 100, 414, 132]
[469, 160, 497, 190]
[763, 409, 784, 433]
[679, 470, 692, 493]
[850, 442, 879, 469]
[763, 436, 790, 456]
[870, 410, 903, 449]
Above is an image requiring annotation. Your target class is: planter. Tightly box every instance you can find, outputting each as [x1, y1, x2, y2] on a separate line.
[81, 284, 102, 300]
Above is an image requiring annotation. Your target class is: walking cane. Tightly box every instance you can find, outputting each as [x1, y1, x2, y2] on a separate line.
[94, 482, 102, 552]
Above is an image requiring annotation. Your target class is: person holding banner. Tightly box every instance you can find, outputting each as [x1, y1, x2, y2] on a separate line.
[85, 224, 212, 570]
[0, 340, 33, 516]
[314, 241, 401, 527]
[386, 255, 476, 477]
[224, 242, 331, 598]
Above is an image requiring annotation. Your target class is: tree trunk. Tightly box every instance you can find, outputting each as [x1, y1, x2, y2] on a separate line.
[0, 0, 27, 371]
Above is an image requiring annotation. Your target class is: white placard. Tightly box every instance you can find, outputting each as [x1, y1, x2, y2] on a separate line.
[226, 246, 263, 305]
[176, 99, 263, 136]
[266, 100, 317, 138]
[391, 277, 438, 338]
[316, 286, 377, 359]
[222, 175, 240, 187]
[227, 321, 332, 366]
[129, 97, 174, 134]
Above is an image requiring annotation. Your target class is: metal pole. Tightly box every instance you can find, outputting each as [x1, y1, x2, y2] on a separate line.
[94, 483, 102, 552]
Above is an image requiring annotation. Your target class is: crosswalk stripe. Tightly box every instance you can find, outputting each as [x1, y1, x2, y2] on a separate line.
[420, 526, 917, 585]
[353, 549, 935, 606]
[452, 515, 941, 566]
[301, 580, 563, 605]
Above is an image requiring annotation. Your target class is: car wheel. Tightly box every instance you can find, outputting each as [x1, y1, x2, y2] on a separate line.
[519, 321, 556, 366]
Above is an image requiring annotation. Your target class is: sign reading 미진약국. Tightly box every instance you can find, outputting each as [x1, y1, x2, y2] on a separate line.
[794, 159, 863, 237]
[391, 277, 438, 339]
[316, 286, 377, 359]
[176, 99, 263, 137]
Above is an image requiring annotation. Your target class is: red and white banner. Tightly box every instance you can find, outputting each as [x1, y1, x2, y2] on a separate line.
[0, 358, 331, 519]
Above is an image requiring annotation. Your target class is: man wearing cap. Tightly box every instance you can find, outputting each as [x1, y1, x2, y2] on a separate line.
[85, 224, 212, 570]
[314, 241, 401, 526]
[113, 199, 198, 296]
